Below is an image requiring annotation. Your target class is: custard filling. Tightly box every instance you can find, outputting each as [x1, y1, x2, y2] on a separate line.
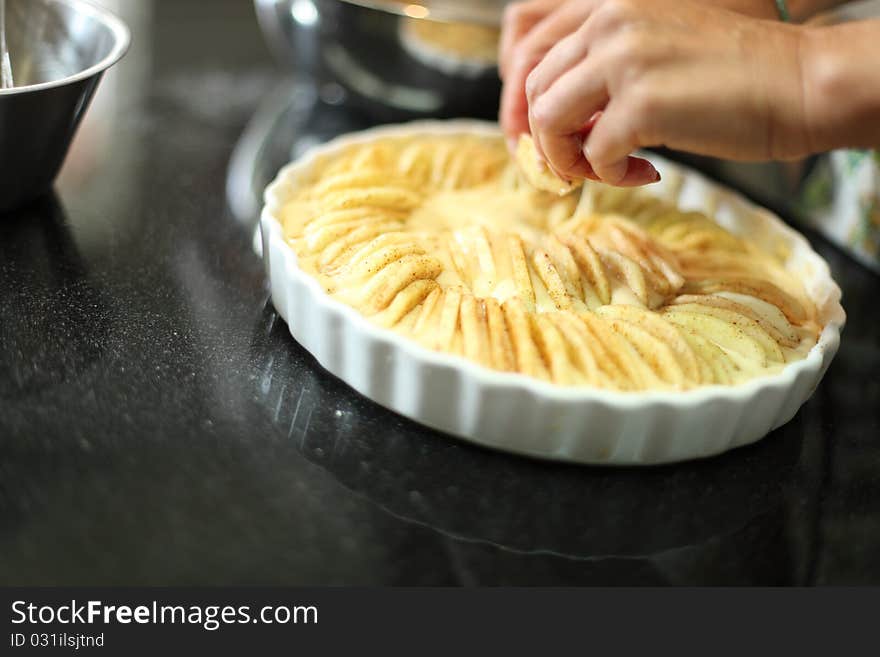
[279, 133, 820, 391]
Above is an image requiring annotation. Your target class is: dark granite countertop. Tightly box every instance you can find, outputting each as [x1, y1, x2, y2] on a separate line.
[1, 0, 878, 586]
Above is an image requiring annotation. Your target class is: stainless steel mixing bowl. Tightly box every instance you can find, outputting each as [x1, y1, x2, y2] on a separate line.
[0, 0, 130, 213]
[255, 0, 511, 122]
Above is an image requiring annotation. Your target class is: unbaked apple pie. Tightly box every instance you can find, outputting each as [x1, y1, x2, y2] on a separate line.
[277, 132, 821, 392]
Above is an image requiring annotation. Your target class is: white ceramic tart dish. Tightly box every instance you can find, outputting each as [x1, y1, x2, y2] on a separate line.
[260, 120, 845, 465]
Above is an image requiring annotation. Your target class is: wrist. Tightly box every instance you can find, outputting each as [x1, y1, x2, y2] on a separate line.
[797, 22, 880, 153]
[758, 24, 814, 160]
[791, 26, 821, 156]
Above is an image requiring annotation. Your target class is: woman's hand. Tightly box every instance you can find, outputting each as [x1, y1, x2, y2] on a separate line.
[497, 0, 841, 157]
[498, 0, 786, 152]
[498, 0, 788, 150]
[500, 0, 662, 185]
[499, 0, 880, 187]
[521, 0, 811, 185]
[498, 0, 789, 185]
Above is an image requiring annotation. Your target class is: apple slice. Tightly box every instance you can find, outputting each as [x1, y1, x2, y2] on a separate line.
[662, 310, 766, 367]
[668, 303, 784, 363]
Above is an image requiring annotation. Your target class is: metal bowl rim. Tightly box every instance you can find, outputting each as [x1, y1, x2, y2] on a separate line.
[0, 0, 131, 96]
[336, 0, 507, 25]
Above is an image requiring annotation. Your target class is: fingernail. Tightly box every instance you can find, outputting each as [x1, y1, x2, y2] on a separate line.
[651, 167, 661, 183]
[507, 136, 518, 154]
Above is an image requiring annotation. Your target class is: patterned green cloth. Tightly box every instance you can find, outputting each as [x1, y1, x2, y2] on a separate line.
[798, 150, 880, 271]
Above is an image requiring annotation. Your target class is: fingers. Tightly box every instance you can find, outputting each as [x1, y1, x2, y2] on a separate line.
[501, 73, 533, 149]
[499, 1, 597, 149]
[499, 0, 567, 80]
[584, 99, 660, 185]
[524, 27, 591, 107]
[523, 29, 592, 164]
[501, 0, 661, 187]
[528, 58, 609, 178]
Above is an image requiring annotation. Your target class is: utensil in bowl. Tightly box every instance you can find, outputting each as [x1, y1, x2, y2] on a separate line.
[0, 0, 130, 213]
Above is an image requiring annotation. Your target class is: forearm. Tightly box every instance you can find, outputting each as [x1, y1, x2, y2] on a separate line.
[799, 19, 880, 152]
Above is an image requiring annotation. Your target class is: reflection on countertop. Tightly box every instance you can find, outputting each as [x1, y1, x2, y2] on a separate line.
[1, 0, 878, 586]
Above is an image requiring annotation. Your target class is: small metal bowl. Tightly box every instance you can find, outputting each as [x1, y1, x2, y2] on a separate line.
[0, 0, 130, 213]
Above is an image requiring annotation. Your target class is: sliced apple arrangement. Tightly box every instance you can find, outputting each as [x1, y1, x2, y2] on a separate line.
[277, 132, 820, 392]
